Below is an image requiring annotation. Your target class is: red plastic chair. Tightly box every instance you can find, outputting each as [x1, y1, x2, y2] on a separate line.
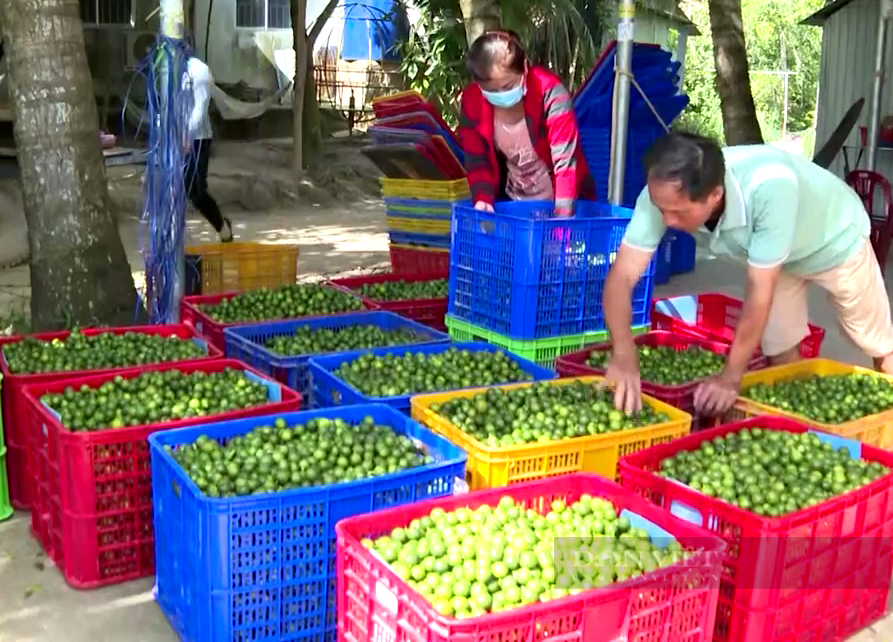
[845, 169, 893, 266]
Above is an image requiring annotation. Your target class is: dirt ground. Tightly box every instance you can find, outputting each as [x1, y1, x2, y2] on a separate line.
[0, 140, 891, 640]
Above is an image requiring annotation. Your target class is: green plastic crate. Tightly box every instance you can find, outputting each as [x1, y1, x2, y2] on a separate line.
[445, 315, 649, 368]
[0, 376, 12, 521]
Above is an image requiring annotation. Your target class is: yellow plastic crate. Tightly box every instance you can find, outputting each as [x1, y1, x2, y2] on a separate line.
[733, 357, 893, 448]
[381, 178, 470, 201]
[386, 216, 451, 235]
[185, 241, 299, 295]
[410, 376, 692, 490]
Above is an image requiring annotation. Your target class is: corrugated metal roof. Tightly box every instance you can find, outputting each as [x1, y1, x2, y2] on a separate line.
[801, 0, 864, 26]
[637, 0, 702, 35]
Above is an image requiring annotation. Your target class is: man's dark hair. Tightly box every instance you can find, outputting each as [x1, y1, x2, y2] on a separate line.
[466, 30, 527, 82]
[644, 132, 726, 201]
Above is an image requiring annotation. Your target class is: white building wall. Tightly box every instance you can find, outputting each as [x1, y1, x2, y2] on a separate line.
[815, 0, 893, 180]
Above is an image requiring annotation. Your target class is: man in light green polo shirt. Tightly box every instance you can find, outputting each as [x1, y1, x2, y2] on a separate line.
[602, 132, 893, 415]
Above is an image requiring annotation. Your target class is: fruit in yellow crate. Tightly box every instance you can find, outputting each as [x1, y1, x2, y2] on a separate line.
[742, 373, 893, 423]
[429, 380, 670, 447]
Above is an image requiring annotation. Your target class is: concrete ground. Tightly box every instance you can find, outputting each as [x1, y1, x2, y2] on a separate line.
[0, 190, 891, 639]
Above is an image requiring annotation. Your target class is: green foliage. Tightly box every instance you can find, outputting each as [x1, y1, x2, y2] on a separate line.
[397, 2, 468, 127]
[680, 0, 824, 146]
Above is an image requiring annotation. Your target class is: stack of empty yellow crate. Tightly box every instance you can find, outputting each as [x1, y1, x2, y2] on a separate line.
[184, 241, 301, 295]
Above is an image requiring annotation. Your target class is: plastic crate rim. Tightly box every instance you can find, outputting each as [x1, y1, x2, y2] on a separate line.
[148, 402, 468, 504]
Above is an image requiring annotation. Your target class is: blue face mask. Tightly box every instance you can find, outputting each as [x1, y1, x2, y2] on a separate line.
[482, 84, 524, 108]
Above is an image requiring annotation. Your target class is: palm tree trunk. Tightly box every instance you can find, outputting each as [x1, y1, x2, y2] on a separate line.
[0, 0, 140, 330]
[458, 0, 501, 46]
[708, 0, 763, 145]
[291, 0, 308, 176]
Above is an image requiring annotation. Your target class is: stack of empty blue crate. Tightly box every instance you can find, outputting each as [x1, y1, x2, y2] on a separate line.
[574, 40, 696, 283]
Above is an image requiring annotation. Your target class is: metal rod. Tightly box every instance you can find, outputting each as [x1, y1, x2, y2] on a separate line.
[675, 27, 689, 94]
[867, 0, 892, 172]
[160, 0, 185, 323]
[609, 0, 635, 206]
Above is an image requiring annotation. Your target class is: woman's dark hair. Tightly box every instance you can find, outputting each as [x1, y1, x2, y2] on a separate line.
[644, 132, 726, 202]
[466, 30, 527, 82]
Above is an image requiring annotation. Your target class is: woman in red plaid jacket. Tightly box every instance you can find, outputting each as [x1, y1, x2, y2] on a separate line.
[458, 30, 596, 217]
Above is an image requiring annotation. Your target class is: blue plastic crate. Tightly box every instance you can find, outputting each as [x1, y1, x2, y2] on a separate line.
[388, 230, 451, 249]
[670, 231, 697, 276]
[580, 127, 660, 207]
[308, 342, 556, 412]
[654, 231, 674, 285]
[448, 201, 655, 339]
[149, 404, 467, 642]
[222, 311, 451, 406]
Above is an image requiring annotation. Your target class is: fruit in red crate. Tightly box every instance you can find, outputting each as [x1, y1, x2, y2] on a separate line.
[199, 283, 363, 323]
[429, 380, 670, 446]
[4, 329, 207, 374]
[354, 278, 449, 300]
[264, 324, 427, 356]
[742, 372, 893, 423]
[41, 368, 272, 431]
[587, 344, 725, 385]
[364, 494, 694, 618]
[334, 347, 535, 397]
[169, 415, 433, 497]
[659, 426, 890, 516]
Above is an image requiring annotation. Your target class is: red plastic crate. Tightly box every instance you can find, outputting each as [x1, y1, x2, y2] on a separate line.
[182, 287, 371, 351]
[555, 331, 767, 429]
[0, 324, 223, 510]
[336, 473, 726, 642]
[328, 272, 449, 331]
[618, 416, 893, 642]
[389, 243, 450, 274]
[652, 293, 826, 359]
[21, 358, 301, 589]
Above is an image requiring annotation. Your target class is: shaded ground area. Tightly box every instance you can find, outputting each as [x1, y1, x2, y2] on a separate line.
[0, 143, 891, 638]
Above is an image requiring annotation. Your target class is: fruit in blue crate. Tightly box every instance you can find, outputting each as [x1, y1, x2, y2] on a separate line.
[364, 494, 692, 618]
[659, 427, 890, 516]
[586, 344, 725, 385]
[354, 279, 449, 300]
[264, 324, 425, 356]
[334, 347, 534, 397]
[3, 329, 207, 374]
[429, 380, 669, 447]
[200, 284, 363, 323]
[167, 415, 434, 497]
[40, 368, 271, 431]
[742, 373, 893, 423]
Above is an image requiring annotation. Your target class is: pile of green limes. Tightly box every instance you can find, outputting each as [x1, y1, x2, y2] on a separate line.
[264, 324, 426, 356]
[200, 284, 363, 323]
[430, 380, 670, 447]
[42, 368, 272, 431]
[354, 279, 449, 300]
[659, 427, 890, 516]
[365, 494, 691, 618]
[333, 347, 534, 397]
[586, 344, 725, 385]
[742, 373, 893, 423]
[4, 330, 207, 374]
[169, 415, 433, 497]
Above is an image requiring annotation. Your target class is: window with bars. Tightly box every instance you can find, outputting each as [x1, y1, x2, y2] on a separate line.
[80, 0, 133, 25]
[235, 0, 291, 29]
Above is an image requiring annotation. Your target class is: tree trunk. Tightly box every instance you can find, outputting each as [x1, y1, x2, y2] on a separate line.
[707, 0, 763, 145]
[301, 0, 338, 163]
[458, 0, 501, 47]
[0, 0, 140, 330]
[291, 0, 308, 176]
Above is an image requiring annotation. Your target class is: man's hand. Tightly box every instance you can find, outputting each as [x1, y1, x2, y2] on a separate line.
[604, 352, 642, 414]
[474, 201, 494, 212]
[693, 373, 742, 416]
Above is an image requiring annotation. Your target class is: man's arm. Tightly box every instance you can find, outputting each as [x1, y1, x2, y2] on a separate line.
[724, 170, 799, 380]
[605, 244, 656, 354]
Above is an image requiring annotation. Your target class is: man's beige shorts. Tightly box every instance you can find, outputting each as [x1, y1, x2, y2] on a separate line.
[763, 241, 893, 358]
